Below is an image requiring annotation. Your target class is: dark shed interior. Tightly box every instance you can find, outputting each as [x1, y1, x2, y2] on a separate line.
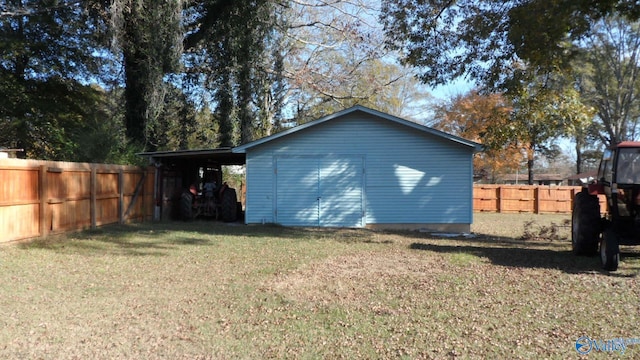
[139, 148, 246, 220]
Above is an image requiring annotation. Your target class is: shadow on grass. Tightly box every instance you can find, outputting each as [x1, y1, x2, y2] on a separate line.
[21, 233, 175, 257]
[18, 223, 216, 256]
[23, 220, 636, 274]
[16, 219, 385, 256]
[408, 233, 640, 276]
[101, 220, 386, 243]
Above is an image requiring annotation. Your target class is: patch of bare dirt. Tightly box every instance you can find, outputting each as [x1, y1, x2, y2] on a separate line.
[264, 248, 447, 305]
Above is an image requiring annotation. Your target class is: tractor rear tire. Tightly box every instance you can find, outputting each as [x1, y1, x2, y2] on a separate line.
[221, 188, 238, 222]
[571, 190, 600, 256]
[180, 191, 194, 221]
[600, 228, 620, 271]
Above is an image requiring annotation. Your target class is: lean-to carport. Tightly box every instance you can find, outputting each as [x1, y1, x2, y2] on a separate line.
[138, 148, 245, 221]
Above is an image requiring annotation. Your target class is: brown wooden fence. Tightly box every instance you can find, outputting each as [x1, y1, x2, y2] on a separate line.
[0, 158, 154, 243]
[1, 163, 607, 242]
[473, 184, 606, 214]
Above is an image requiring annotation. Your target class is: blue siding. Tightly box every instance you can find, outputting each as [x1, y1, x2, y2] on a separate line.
[244, 152, 275, 224]
[276, 157, 320, 226]
[272, 156, 364, 227]
[244, 112, 474, 227]
[318, 156, 364, 227]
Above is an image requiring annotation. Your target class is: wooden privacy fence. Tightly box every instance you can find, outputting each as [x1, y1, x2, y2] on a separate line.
[474, 184, 606, 214]
[0, 158, 154, 243]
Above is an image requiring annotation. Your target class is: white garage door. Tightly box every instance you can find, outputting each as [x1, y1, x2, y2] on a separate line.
[275, 156, 364, 227]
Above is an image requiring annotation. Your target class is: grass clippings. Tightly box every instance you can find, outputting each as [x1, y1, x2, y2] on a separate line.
[1, 213, 639, 359]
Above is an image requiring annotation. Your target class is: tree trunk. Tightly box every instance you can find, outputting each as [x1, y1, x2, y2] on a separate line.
[217, 70, 235, 147]
[122, 2, 151, 148]
[575, 141, 582, 174]
[527, 146, 535, 185]
[238, 59, 254, 144]
[123, 50, 148, 147]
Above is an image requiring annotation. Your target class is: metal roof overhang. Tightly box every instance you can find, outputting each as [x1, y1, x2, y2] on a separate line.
[617, 141, 640, 148]
[138, 147, 246, 166]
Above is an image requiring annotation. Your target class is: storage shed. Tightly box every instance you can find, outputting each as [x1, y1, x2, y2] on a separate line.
[233, 105, 482, 232]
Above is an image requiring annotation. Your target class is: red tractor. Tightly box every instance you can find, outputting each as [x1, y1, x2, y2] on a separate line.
[179, 169, 239, 223]
[572, 141, 640, 271]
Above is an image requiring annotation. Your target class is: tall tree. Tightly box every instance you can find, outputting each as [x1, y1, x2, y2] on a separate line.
[110, 0, 182, 150]
[557, 89, 597, 174]
[380, 0, 640, 91]
[183, 0, 417, 145]
[283, 0, 392, 117]
[297, 58, 433, 124]
[183, 0, 279, 145]
[431, 91, 522, 182]
[144, 82, 202, 151]
[0, 0, 110, 159]
[508, 74, 592, 184]
[381, 0, 621, 178]
[575, 15, 640, 146]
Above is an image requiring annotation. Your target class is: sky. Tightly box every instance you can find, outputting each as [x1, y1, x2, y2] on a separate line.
[429, 78, 475, 101]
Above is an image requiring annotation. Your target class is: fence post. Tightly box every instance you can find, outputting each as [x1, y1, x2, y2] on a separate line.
[140, 169, 146, 222]
[90, 166, 97, 229]
[497, 186, 503, 213]
[39, 165, 48, 238]
[534, 186, 540, 214]
[119, 169, 124, 224]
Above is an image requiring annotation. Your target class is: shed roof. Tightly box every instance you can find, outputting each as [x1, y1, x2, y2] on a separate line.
[566, 171, 597, 181]
[232, 105, 483, 153]
[615, 141, 640, 148]
[138, 147, 245, 165]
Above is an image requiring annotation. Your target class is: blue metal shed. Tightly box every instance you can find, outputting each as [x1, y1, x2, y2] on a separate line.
[232, 105, 482, 232]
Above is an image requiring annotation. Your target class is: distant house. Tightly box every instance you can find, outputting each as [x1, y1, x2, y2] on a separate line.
[233, 105, 482, 232]
[498, 173, 565, 186]
[566, 171, 598, 186]
[0, 148, 23, 159]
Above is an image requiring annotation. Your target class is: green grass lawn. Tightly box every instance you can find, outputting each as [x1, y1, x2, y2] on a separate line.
[1, 213, 639, 359]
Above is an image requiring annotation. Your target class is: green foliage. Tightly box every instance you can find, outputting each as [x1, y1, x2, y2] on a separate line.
[0, 0, 106, 80]
[113, 0, 183, 149]
[431, 91, 523, 181]
[1, 75, 94, 160]
[381, 0, 639, 91]
[222, 166, 245, 194]
[0, 0, 112, 160]
[574, 15, 640, 145]
[507, 71, 593, 183]
[70, 87, 147, 165]
[183, 0, 281, 145]
[1, 0, 431, 162]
